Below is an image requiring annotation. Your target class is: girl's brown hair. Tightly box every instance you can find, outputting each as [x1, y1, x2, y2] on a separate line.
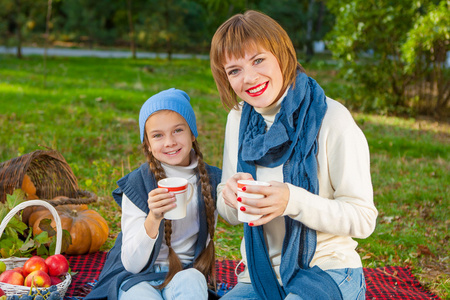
[142, 132, 216, 290]
[210, 10, 305, 110]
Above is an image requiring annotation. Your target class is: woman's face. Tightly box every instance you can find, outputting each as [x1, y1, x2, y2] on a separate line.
[224, 47, 284, 108]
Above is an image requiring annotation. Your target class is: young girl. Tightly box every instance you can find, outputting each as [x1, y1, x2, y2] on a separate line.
[85, 88, 221, 300]
[210, 10, 377, 300]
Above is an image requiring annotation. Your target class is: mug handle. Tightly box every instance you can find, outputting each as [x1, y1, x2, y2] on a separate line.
[186, 182, 194, 203]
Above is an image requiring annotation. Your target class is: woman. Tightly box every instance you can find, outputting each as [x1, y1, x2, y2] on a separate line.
[210, 10, 377, 300]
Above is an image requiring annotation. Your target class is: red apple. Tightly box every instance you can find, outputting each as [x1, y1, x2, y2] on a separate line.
[50, 275, 63, 285]
[24, 270, 51, 287]
[23, 256, 48, 277]
[0, 287, 5, 296]
[0, 269, 24, 285]
[45, 254, 69, 277]
[12, 266, 23, 275]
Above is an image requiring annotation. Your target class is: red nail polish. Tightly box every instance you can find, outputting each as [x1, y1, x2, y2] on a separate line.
[237, 197, 242, 202]
[249, 222, 254, 226]
[242, 186, 247, 191]
[240, 206, 246, 211]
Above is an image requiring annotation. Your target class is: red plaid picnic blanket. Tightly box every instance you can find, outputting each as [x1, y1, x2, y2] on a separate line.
[64, 252, 441, 299]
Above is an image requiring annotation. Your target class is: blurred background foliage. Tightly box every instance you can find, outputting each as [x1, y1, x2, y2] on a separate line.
[0, 0, 448, 118]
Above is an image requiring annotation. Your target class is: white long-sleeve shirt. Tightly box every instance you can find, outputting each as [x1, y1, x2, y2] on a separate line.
[120, 153, 202, 274]
[217, 96, 378, 284]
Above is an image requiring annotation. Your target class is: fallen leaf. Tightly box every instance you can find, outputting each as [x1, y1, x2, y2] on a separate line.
[417, 244, 435, 257]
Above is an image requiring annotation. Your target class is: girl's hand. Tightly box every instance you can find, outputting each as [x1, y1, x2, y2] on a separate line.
[222, 173, 254, 210]
[147, 188, 177, 220]
[238, 181, 290, 226]
[144, 188, 176, 238]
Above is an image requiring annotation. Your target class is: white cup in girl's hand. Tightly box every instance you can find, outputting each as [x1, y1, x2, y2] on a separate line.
[158, 177, 194, 220]
[237, 180, 270, 223]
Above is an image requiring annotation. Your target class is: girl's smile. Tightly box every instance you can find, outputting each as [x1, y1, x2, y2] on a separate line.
[224, 47, 284, 108]
[145, 110, 195, 167]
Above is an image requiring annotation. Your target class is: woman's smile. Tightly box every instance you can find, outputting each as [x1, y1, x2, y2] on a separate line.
[246, 81, 268, 97]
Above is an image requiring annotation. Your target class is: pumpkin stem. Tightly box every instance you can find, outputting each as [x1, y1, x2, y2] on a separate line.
[70, 209, 78, 217]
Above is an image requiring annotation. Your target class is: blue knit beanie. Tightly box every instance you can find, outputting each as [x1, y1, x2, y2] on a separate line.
[139, 88, 198, 142]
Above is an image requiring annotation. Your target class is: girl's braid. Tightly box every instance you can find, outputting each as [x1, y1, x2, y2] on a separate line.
[142, 135, 182, 289]
[192, 140, 217, 289]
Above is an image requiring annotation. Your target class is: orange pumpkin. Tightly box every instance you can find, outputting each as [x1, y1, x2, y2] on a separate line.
[20, 174, 39, 224]
[23, 196, 67, 224]
[21, 174, 38, 200]
[29, 204, 109, 255]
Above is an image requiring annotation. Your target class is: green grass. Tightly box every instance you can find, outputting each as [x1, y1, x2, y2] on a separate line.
[0, 54, 448, 298]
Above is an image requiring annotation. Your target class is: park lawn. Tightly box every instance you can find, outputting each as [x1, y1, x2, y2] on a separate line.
[0, 54, 448, 298]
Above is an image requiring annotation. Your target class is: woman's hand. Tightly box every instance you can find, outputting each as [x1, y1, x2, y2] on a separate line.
[144, 188, 176, 238]
[222, 173, 254, 210]
[238, 181, 290, 226]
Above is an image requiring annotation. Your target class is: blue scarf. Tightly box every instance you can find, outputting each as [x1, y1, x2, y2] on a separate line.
[237, 72, 343, 299]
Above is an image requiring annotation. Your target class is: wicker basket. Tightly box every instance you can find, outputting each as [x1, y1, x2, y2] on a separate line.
[0, 200, 71, 297]
[0, 149, 97, 205]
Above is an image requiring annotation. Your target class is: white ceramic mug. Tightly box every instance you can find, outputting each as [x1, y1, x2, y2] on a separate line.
[237, 180, 270, 223]
[158, 177, 194, 220]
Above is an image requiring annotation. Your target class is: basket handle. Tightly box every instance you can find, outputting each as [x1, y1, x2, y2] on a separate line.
[0, 200, 62, 255]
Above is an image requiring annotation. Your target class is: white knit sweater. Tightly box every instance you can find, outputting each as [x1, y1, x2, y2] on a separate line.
[217, 96, 378, 284]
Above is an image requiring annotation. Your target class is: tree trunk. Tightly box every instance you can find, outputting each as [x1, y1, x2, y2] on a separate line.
[43, 0, 52, 87]
[15, 0, 22, 59]
[16, 30, 22, 59]
[434, 42, 449, 118]
[164, 0, 172, 61]
[126, 0, 136, 59]
[316, 1, 325, 38]
[227, 4, 234, 18]
[305, 0, 315, 62]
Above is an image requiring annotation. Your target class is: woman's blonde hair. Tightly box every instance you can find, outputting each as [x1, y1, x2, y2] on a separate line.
[142, 132, 216, 290]
[210, 10, 305, 110]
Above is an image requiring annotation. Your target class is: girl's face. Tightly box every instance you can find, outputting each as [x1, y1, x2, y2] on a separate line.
[145, 110, 195, 167]
[224, 47, 284, 108]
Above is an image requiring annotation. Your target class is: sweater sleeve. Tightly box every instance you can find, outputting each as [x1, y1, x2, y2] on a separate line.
[120, 193, 158, 273]
[283, 99, 378, 238]
[217, 109, 241, 225]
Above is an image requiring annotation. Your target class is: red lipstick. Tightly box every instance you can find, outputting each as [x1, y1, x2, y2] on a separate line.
[246, 82, 268, 97]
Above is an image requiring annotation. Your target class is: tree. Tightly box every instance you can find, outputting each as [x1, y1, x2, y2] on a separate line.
[0, 0, 43, 58]
[58, 0, 121, 48]
[401, 1, 449, 118]
[129, 0, 212, 56]
[326, 0, 448, 117]
[131, 0, 184, 59]
[259, 0, 334, 61]
[43, 0, 52, 87]
[126, 0, 136, 59]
